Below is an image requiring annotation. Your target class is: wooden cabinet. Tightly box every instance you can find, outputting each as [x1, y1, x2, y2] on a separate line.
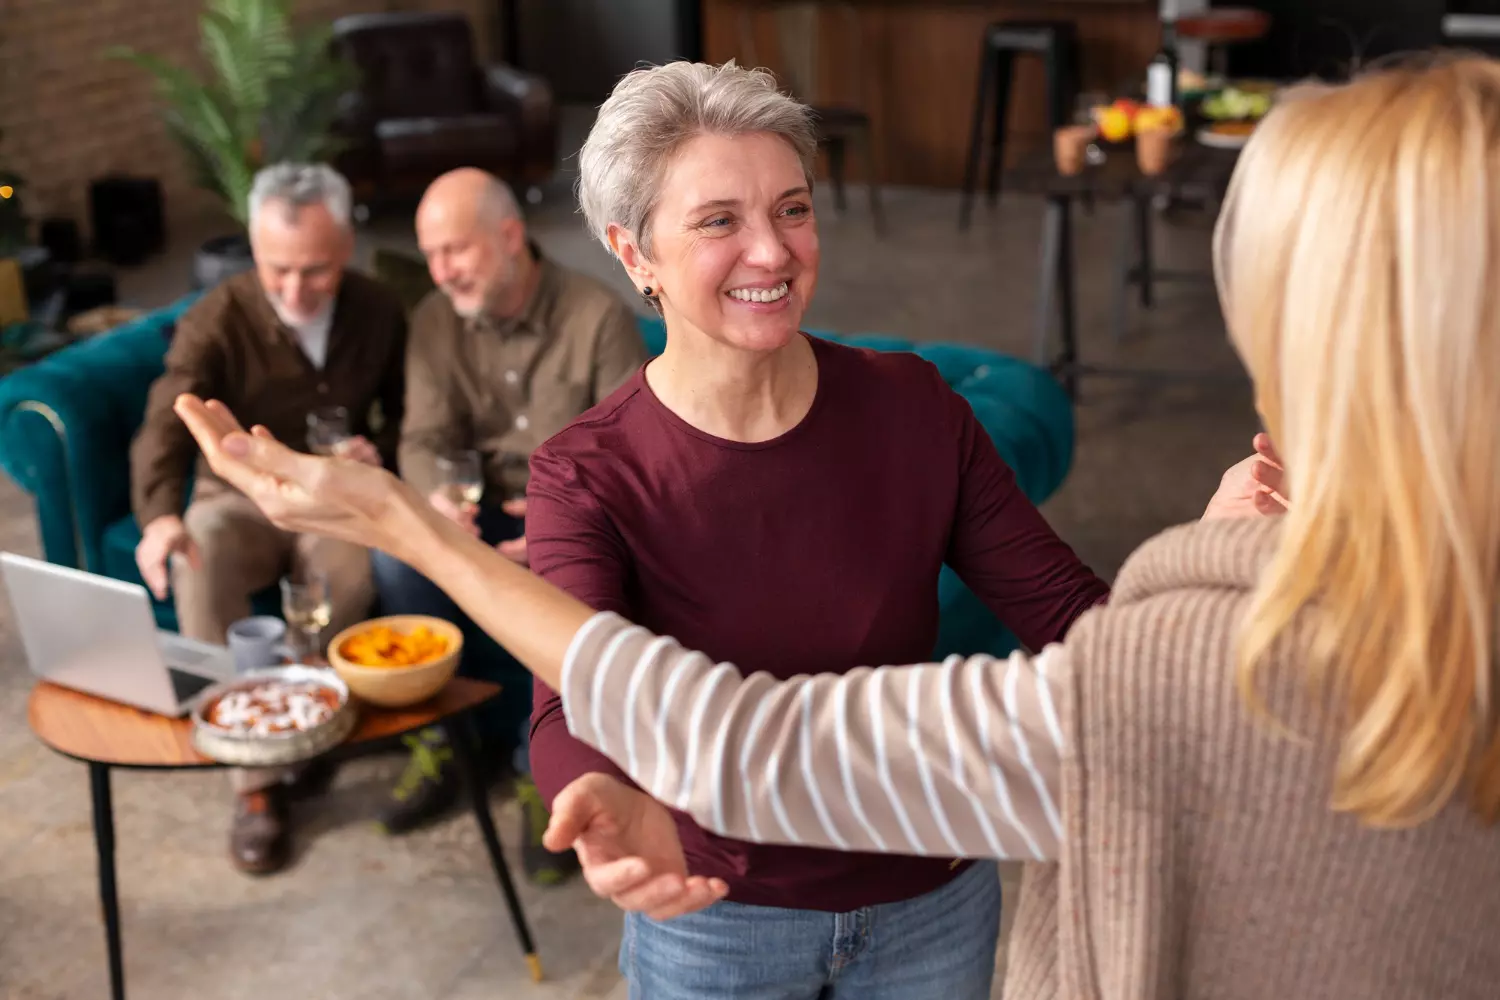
[702, 0, 1161, 188]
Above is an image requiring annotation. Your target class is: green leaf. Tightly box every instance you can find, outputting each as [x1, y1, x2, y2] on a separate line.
[107, 0, 360, 226]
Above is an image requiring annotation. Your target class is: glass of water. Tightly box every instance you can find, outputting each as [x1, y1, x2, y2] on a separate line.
[436, 450, 484, 509]
[306, 406, 351, 457]
[280, 569, 331, 664]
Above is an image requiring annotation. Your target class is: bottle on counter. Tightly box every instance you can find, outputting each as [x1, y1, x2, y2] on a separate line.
[1146, 19, 1180, 108]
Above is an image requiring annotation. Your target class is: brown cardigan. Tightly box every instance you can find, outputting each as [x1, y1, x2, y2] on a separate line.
[561, 517, 1500, 999]
[130, 270, 407, 526]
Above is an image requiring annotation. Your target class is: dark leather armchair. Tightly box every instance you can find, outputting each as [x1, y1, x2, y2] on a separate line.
[330, 12, 558, 203]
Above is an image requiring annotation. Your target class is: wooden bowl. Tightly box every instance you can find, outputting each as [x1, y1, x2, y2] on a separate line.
[326, 615, 464, 708]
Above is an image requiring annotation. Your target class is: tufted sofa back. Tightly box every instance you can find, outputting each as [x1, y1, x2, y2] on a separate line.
[331, 12, 481, 121]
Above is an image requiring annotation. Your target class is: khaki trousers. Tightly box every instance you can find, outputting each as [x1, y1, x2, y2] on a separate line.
[171, 484, 374, 795]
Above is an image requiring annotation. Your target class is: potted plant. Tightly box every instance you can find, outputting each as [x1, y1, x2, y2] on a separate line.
[0, 128, 33, 341]
[0, 180, 24, 261]
[111, 0, 357, 289]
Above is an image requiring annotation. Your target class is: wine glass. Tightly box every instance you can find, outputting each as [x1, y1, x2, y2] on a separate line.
[1073, 91, 1111, 168]
[436, 450, 485, 509]
[280, 569, 331, 664]
[1074, 90, 1109, 128]
[306, 406, 351, 457]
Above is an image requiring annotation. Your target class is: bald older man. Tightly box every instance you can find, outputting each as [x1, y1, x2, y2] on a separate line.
[371, 169, 645, 878]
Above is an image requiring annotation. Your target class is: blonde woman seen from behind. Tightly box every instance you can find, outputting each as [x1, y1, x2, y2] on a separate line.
[171, 56, 1500, 1000]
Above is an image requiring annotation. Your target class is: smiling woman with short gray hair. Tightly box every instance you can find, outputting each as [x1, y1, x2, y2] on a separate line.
[520, 59, 1110, 999]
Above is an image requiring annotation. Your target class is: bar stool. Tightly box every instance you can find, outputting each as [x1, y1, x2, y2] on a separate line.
[959, 20, 1081, 231]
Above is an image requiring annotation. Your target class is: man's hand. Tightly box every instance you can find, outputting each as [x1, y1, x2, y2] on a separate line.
[543, 773, 727, 921]
[1203, 433, 1288, 520]
[497, 497, 528, 565]
[335, 435, 383, 468]
[135, 514, 200, 599]
[427, 488, 480, 537]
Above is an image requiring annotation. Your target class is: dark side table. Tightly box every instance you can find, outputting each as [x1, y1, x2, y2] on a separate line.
[1004, 140, 1246, 397]
[27, 677, 541, 999]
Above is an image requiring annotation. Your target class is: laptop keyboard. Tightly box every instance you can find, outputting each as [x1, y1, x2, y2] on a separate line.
[167, 668, 216, 704]
[167, 646, 214, 668]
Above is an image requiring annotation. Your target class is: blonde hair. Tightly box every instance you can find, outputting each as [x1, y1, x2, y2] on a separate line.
[1216, 54, 1500, 827]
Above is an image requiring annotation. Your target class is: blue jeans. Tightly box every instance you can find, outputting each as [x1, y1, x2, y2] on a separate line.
[620, 860, 1001, 999]
[370, 506, 533, 774]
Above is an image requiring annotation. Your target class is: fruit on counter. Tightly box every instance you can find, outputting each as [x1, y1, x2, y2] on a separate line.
[1092, 98, 1144, 141]
[1091, 98, 1183, 141]
[1135, 104, 1184, 134]
[1201, 85, 1273, 121]
[1095, 106, 1133, 142]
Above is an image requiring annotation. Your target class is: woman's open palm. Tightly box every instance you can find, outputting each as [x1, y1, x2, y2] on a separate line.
[173, 393, 415, 552]
[545, 773, 727, 921]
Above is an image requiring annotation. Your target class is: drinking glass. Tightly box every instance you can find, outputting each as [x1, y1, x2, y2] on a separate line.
[1074, 91, 1110, 167]
[306, 406, 351, 457]
[1074, 91, 1109, 127]
[436, 450, 485, 509]
[280, 569, 331, 664]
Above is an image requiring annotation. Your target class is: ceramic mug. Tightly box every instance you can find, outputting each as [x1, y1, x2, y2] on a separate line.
[226, 616, 291, 673]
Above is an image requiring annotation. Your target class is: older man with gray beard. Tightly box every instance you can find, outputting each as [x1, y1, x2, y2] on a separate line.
[130, 162, 407, 875]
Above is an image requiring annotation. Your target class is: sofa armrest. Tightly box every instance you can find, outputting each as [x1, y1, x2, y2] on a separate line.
[479, 64, 558, 182]
[0, 298, 193, 572]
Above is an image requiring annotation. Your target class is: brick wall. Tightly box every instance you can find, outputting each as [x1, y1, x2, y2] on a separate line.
[0, 0, 492, 235]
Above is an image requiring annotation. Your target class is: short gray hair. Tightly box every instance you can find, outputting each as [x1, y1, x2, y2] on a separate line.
[248, 162, 353, 230]
[576, 60, 818, 258]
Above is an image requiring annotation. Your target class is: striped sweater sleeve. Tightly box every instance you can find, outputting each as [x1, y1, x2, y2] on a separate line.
[559, 611, 1069, 861]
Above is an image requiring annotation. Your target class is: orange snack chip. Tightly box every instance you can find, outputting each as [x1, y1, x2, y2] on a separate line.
[340, 624, 450, 667]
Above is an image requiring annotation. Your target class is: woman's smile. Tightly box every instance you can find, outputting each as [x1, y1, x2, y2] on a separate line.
[725, 280, 791, 310]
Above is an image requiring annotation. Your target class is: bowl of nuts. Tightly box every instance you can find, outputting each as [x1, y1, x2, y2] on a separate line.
[190, 666, 357, 766]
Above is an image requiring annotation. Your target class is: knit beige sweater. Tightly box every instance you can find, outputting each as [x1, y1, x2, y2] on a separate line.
[563, 517, 1500, 999]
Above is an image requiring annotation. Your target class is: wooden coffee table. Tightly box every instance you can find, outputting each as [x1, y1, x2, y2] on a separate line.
[28, 677, 542, 1000]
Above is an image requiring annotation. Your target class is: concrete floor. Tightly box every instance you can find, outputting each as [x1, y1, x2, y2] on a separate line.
[0, 133, 1258, 999]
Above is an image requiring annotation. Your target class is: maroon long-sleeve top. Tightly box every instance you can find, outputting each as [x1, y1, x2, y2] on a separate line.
[526, 335, 1109, 911]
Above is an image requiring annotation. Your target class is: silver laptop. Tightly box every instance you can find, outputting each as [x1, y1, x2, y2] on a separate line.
[1, 552, 233, 717]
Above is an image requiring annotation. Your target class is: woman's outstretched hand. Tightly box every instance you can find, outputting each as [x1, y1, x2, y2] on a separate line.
[1203, 432, 1288, 520]
[545, 773, 728, 921]
[174, 392, 591, 690]
[172, 394, 421, 560]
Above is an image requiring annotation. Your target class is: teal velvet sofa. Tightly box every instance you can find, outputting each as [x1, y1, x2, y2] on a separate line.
[0, 299, 1075, 658]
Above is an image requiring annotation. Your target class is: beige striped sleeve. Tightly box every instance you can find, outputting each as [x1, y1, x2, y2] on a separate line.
[560, 611, 1069, 861]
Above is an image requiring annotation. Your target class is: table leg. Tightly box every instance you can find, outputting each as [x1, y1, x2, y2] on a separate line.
[1056, 197, 1079, 399]
[1033, 197, 1064, 367]
[450, 715, 543, 983]
[958, 44, 996, 231]
[89, 762, 125, 1000]
[1135, 193, 1155, 308]
[1110, 198, 1135, 344]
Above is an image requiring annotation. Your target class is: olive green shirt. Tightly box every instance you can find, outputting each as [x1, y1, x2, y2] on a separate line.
[399, 255, 647, 499]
